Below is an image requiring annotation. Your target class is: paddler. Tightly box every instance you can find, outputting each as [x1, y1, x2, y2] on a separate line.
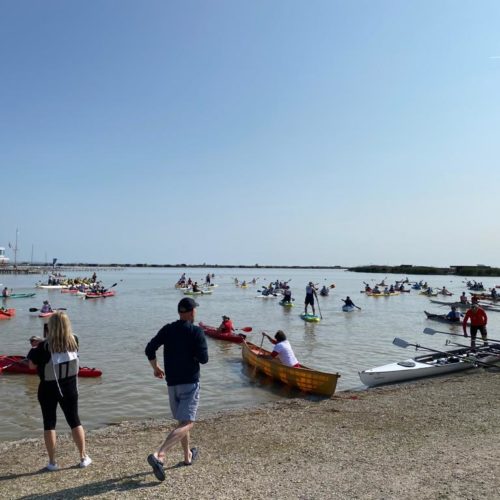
[218, 315, 234, 334]
[282, 286, 292, 303]
[304, 282, 317, 315]
[342, 296, 357, 308]
[459, 292, 468, 304]
[41, 300, 53, 314]
[192, 282, 200, 293]
[262, 331, 301, 367]
[2, 286, 9, 297]
[446, 306, 461, 322]
[462, 303, 488, 348]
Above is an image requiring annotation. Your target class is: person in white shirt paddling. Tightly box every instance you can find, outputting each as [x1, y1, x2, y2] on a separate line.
[262, 330, 301, 368]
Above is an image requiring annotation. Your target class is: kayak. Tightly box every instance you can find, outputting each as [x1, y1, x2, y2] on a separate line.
[39, 311, 55, 318]
[419, 291, 438, 297]
[424, 311, 461, 324]
[2, 293, 36, 299]
[241, 340, 340, 396]
[359, 343, 500, 387]
[279, 301, 294, 307]
[256, 294, 279, 299]
[183, 290, 212, 296]
[429, 300, 500, 312]
[367, 291, 400, 297]
[199, 322, 245, 343]
[0, 355, 103, 377]
[0, 308, 16, 319]
[342, 305, 356, 312]
[300, 313, 321, 323]
[85, 291, 116, 299]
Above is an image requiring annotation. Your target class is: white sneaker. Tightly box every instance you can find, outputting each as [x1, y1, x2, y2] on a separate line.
[46, 463, 59, 471]
[79, 455, 92, 468]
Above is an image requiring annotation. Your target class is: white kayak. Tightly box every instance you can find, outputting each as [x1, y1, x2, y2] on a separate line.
[35, 284, 68, 289]
[359, 343, 500, 387]
[342, 305, 356, 312]
[255, 294, 280, 299]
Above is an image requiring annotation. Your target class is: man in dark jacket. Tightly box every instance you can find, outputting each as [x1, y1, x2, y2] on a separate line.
[145, 297, 208, 481]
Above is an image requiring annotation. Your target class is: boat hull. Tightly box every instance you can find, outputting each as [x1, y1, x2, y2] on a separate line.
[241, 341, 340, 396]
[359, 343, 500, 387]
[0, 355, 102, 377]
[199, 323, 244, 343]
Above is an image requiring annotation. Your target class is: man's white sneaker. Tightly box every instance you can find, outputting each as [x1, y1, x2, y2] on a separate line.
[79, 455, 92, 468]
[45, 463, 59, 471]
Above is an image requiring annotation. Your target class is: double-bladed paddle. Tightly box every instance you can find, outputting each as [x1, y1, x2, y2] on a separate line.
[29, 307, 67, 313]
[393, 337, 498, 369]
[423, 327, 500, 344]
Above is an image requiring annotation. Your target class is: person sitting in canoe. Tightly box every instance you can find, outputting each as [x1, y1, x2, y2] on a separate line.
[192, 282, 200, 293]
[282, 287, 292, 303]
[459, 292, 468, 304]
[372, 286, 380, 294]
[441, 286, 450, 295]
[471, 294, 479, 304]
[241, 280, 247, 287]
[262, 331, 301, 368]
[491, 288, 498, 299]
[41, 301, 53, 314]
[389, 285, 395, 293]
[2, 287, 9, 298]
[342, 296, 357, 308]
[446, 306, 461, 322]
[217, 315, 234, 334]
[364, 284, 372, 292]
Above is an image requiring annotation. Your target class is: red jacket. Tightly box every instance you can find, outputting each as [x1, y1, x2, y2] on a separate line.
[462, 307, 487, 330]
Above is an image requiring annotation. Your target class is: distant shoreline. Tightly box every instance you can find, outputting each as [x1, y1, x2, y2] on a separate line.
[2, 263, 500, 277]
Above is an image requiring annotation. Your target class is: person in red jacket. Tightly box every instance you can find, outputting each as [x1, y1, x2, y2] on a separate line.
[462, 303, 488, 348]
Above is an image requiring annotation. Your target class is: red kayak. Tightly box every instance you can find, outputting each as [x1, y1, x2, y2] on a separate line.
[85, 291, 116, 299]
[0, 355, 103, 377]
[0, 308, 16, 320]
[199, 322, 246, 343]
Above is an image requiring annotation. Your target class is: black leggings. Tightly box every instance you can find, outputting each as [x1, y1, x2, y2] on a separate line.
[38, 378, 81, 431]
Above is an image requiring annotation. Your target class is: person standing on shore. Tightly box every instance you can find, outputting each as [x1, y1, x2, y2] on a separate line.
[462, 303, 488, 348]
[27, 312, 91, 470]
[304, 282, 317, 315]
[145, 297, 208, 481]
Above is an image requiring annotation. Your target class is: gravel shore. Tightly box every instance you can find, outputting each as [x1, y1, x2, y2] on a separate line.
[1, 370, 499, 499]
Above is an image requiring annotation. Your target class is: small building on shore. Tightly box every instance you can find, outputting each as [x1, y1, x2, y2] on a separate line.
[0, 247, 10, 265]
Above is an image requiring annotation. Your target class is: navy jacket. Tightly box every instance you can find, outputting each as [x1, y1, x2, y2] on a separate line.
[145, 320, 208, 386]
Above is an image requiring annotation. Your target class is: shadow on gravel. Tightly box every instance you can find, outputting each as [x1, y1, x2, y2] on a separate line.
[17, 471, 159, 499]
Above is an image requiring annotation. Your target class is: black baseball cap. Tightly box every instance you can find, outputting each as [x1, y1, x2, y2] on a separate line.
[178, 297, 199, 313]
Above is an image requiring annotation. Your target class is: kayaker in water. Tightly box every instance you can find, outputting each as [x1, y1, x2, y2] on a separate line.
[342, 296, 357, 308]
[320, 285, 329, 296]
[41, 300, 53, 314]
[471, 294, 479, 304]
[459, 292, 468, 304]
[145, 297, 208, 481]
[217, 315, 234, 334]
[304, 282, 317, 315]
[27, 312, 92, 471]
[372, 286, 380, 294]
[462, 303, 488, 348]
[262, 330, 301, 368]
[446, 306, 461, 322]
[282, 287, 292, 303]
[2, 287, 9, 297]
[192, 282, 200, 293]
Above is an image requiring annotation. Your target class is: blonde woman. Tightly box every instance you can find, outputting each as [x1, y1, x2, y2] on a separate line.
[28, 311, 91, 470]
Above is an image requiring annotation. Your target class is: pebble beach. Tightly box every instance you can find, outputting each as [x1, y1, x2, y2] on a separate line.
[1, 369, 499, 499]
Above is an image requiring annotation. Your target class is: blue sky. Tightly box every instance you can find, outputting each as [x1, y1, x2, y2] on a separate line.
[2, 1, 499, 266]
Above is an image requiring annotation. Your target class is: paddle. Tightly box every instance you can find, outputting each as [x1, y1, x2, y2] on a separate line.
[313, 289, 322, 319]
[423, 327, 500, 344]
[236, 327, 252, 333]
[29, 307, 66, 312]
[392, 337, 497, 369]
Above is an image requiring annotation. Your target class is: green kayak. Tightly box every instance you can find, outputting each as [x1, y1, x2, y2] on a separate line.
[279, 301, 294, 307]
[2, 293, 36, 299]
[300, 313, 321, 323]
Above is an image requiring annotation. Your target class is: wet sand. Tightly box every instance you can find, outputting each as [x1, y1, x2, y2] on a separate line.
[1, 370, 499, 499]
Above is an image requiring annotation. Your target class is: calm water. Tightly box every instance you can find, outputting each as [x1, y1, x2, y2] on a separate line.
[1, 268, 498, 441]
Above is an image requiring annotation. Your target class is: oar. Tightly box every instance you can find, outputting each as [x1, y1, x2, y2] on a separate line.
[444, 339, 500, 352]
[423, 327, 500, 344]
[313, 290, 322, 319]
[393, 337, 497, 369]
[29, 307, 67, 313]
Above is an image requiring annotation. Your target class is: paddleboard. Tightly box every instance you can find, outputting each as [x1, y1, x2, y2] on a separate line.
[300, 313, 321, 322]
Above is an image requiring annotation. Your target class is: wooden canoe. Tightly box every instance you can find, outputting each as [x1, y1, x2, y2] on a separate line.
[241, 340, 340, 396]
